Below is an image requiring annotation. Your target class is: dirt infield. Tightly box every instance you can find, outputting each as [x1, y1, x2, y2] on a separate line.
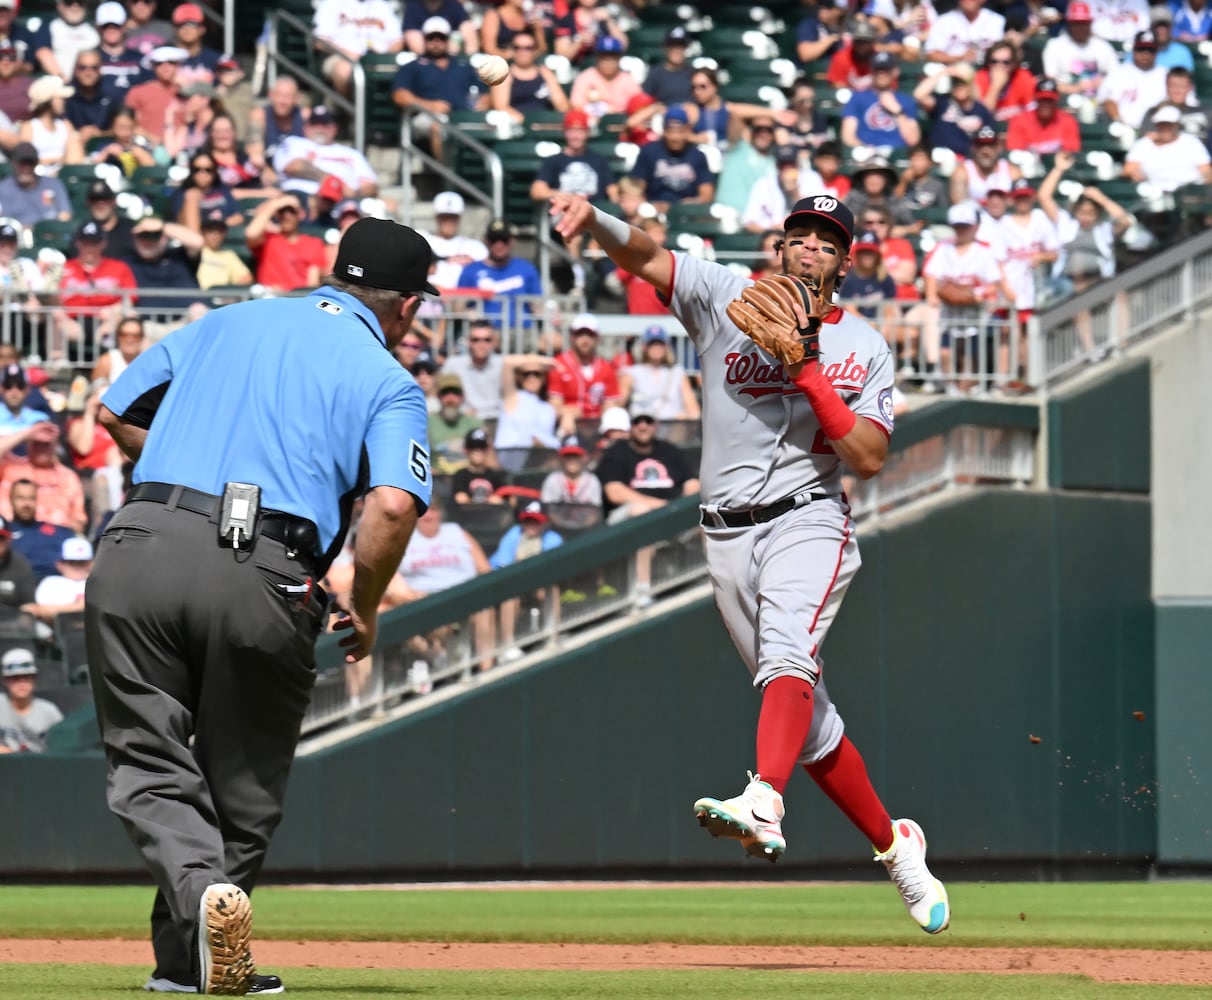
[2, 939, 1210, 985]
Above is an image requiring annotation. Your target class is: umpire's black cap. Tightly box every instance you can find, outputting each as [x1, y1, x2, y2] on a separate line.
[783, 195, 854, 250]
[334, 218, 440, 297]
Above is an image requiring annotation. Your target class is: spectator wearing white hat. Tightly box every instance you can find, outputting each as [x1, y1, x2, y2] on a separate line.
[420, 190, 489, 292]
[1124, 103, 1212, 190]
[29, 535, 93, 621]
[126, 45, 187, 146]
[402, 0, 479, 57]
[19, 75, 82, 176]
[391, 17, 486, 161]
[44, 0, 100, 80]
[0, 649, 63, 754]
[921, 200, 1015, 390]
[314, 0, 403, 97]
[95, 3, 144, 97]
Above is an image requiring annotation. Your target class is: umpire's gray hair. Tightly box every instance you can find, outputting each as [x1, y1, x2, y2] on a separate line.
[322, 274, 407, 325]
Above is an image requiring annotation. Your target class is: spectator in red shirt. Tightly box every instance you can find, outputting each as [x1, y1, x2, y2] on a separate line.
[126, 45, 186, 148]
[616, 217, 670, 316]
[547, 312, 622, 436]
[55, 220, 137, 363]
[812, 141, 851, 200]
[1006, 78, 1081, 155]
[827, 21, 878, 91]
[975, 39, 1038, 123]
[245, 192, 327, 291]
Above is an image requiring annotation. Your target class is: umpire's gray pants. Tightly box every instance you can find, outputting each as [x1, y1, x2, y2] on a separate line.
[85, 500, 323, 984]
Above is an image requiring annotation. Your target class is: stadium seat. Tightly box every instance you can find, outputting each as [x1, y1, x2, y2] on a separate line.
[361, 52, 405, 147]
[33, 218, 76, 255]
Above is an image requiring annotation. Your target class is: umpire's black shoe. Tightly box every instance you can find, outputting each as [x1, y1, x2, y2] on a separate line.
[143, 973, 285, 993]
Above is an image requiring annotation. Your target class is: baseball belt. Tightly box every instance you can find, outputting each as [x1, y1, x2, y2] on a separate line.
[700, 491, 836, 529]
[126, 482, 320, 558]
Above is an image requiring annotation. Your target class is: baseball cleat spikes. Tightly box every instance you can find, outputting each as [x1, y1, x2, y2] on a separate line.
[693, 771, 787, 861]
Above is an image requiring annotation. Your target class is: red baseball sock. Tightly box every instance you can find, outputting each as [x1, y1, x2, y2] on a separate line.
[755, 675, 816, 794]
[804, 737, 894, 852]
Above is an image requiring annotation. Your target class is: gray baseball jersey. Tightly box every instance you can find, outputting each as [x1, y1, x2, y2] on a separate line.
[668, 252, 896, 510]
[668, 252, 895, 763]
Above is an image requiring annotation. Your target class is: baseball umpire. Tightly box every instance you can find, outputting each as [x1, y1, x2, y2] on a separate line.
[86, 217, 435, 994]
[549, 192, 949, 934]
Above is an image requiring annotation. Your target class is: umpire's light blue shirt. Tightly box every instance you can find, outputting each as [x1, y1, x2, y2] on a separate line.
[102, 286, 432, 551]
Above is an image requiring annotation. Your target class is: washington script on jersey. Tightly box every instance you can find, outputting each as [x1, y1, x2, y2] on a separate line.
[725, 350, 872, 397]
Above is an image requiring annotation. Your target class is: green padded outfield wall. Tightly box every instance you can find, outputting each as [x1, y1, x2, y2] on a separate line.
[1048, 359, 1151, 493]
[0, 490, 1154, 876]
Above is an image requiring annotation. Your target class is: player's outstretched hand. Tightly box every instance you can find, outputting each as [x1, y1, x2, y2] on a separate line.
[727, 274, 826, 372]
[333, 608, 377, 663]
[549, 193, 595, 241]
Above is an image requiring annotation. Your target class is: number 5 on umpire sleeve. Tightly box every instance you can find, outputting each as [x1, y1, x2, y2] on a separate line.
[408, 440, 431, 484]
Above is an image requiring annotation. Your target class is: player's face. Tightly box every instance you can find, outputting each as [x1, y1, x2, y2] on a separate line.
[781, 226, 847, 289]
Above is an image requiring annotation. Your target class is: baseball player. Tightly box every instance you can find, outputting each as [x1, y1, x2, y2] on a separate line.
[549, 191, 950, 934]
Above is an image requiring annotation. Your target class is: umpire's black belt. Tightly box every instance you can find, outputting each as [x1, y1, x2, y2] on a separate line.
[127, 482, 320, 557]
[700, 492, 836, 529]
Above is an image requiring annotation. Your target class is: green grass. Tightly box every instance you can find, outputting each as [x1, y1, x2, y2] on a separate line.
[2, 882, 1211, 950]
[1, 966, 1209, 1000]
[3, 883, 1211, 999]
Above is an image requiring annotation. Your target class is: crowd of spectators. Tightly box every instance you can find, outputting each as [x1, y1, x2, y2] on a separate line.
[366, 0, 1212, 392]
[0, 0, 1210, 718]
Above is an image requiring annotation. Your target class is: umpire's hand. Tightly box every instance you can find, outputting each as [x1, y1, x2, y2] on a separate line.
[334, 609, 377, 663]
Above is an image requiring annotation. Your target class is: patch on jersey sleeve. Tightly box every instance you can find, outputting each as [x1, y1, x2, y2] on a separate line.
[408, 440, 430, 485]
[878, 388, 895, 428]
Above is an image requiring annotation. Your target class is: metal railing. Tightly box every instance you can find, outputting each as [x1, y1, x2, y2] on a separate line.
[1029, 226, 1212, 389]
[266, 10, 359, 146]
[299, 404, 1042, 740]
[399, 109, 504, 222]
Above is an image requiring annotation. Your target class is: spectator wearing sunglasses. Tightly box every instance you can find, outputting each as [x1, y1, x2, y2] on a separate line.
[170, 150, 244, 233]
[441, 319, 505, 419]
[489, 29, 568, 122]
[64, 48, 114, 142]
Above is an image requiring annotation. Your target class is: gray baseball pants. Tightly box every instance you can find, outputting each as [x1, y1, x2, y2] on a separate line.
[85, 500, 324, 985]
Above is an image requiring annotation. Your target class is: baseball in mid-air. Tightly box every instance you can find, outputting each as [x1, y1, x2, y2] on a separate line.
[476, 54, 511, 87]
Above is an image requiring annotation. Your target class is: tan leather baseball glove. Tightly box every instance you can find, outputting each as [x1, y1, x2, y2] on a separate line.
[726, 274, 826, 366]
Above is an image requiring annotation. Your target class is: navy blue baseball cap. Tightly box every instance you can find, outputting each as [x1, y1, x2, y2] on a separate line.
[783, 195, 854, 250]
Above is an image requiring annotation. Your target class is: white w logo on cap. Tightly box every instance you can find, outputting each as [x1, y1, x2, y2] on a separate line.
[813, 196, 838, 212]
